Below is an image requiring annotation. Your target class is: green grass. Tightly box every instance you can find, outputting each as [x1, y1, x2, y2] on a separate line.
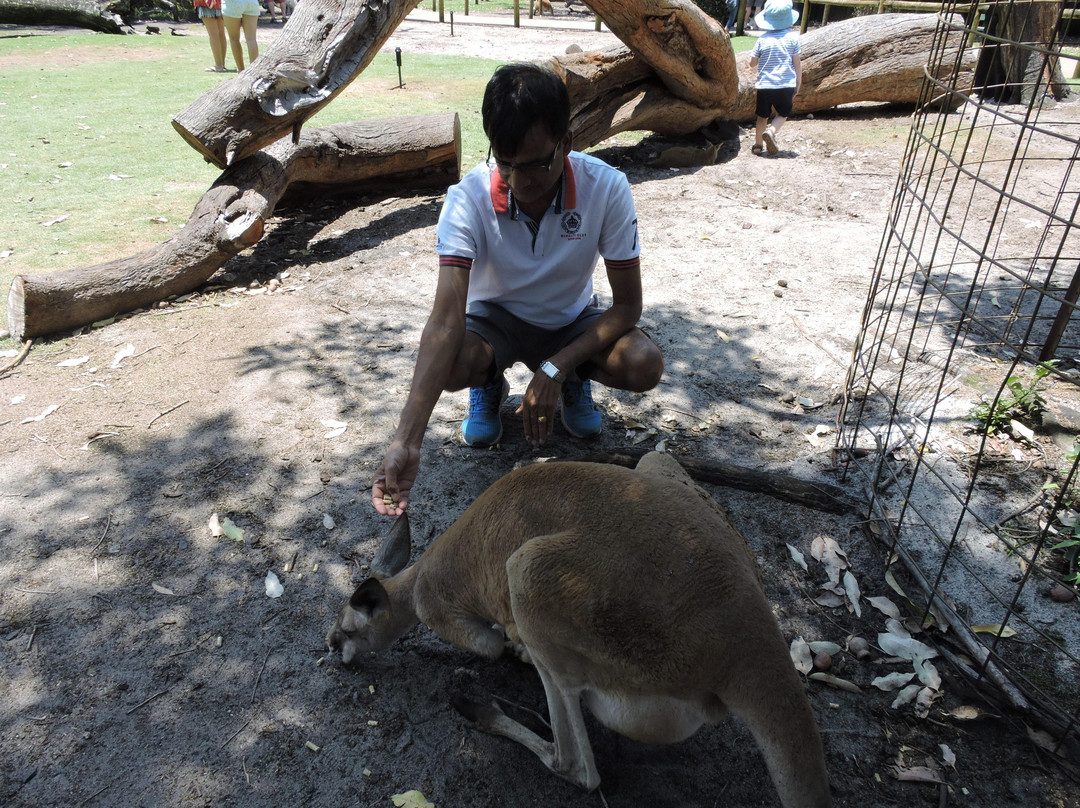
[0, 20, 753, 339]
[0, 31, 499, 291]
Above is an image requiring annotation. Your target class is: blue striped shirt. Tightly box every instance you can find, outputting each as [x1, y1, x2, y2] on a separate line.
[750, 29, 801, 89]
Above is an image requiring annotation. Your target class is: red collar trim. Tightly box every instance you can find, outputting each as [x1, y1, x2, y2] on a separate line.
[489, 155, 576, 217]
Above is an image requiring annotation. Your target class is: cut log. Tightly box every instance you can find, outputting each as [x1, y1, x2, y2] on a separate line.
[974, 0, 1069, 104]
[172, 0, 421, 168]
[0, 0, 125, 32]
[574, 448, 862, 514]
[6, 114, 460, 342]
[554, 13, 975, 149]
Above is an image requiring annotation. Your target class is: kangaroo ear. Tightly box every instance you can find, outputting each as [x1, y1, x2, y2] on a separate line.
[371, 512, 412, 578]
[348, 577, 390, 618]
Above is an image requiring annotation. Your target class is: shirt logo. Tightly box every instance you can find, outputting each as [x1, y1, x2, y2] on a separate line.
[561, 211, 583, 234]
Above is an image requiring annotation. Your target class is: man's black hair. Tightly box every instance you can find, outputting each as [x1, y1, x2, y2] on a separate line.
[482, 63, 571, 159]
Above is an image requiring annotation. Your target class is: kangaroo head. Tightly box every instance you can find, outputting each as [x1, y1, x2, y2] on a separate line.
[326, 512, 415, 664]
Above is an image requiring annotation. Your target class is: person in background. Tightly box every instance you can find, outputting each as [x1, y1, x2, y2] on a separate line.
[222, 0, 261, 72]
[743, 0, 759, 29]
[267, 0, 288, 24]
[725, 0, 739, 33]
[195, 0, 228, 73]
[749, 0, 802, 155]
[371, 63, 664, 516]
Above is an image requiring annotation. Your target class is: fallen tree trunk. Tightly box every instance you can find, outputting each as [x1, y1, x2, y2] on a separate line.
[0, 0, 124, 32]
[172, 0, 421, 168]
[575, 447, 862, 514]
[556, 13, 975, 149]
[6, 114, 460, 341]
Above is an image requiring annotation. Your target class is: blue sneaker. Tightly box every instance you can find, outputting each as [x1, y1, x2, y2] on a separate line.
[462, 375, 509, 447]
[560, 379, 602, 438]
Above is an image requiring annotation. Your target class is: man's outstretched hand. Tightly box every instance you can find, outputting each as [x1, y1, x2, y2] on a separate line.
[372, 442, 420, 516]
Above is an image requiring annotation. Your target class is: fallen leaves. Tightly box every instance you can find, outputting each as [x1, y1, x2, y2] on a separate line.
[391, 791, 435, 808]
[265, 571, 284, 599]
[20, 404, 59, 424]
[209, 513, 244, 543]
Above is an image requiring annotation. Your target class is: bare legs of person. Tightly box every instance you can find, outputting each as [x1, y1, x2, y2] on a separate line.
[224, 13, 259, 72]
[268, 0, 287, 22]
[756, 115, 787, 155]
[202, 14, 228, 72]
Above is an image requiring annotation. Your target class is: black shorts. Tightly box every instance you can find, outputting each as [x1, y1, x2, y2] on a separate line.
[756, 87, 796, 119]
[465, 300, 604, 378]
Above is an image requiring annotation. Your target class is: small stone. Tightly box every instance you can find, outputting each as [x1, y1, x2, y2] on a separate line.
[777, 279, 788, 288]
[774, 289, 784, 298]
[1049, 584, 1076, 603]
[812, 652, 833, 672]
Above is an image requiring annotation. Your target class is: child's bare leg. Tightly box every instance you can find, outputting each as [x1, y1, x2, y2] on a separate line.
[768, 115, 788, 137]
[754, 116, 768, 150]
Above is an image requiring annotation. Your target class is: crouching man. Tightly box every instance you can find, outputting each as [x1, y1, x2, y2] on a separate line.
[372, 63, 663, 516]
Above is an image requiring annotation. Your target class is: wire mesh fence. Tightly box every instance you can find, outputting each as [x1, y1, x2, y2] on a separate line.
[840, 0, 1080, 759]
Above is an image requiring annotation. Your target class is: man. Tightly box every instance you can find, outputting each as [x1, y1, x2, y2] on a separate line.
[372, 63, 663, 516]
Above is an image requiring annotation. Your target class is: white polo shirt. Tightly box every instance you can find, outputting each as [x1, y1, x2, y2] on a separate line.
[435, 150, 640, 329]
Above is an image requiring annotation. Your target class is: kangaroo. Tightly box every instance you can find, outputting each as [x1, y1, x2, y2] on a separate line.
[532, 0, 553, 15]
[326, 452, 831, 808]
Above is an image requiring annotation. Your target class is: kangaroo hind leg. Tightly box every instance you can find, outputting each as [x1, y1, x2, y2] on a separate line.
[453, 664, 599, 791]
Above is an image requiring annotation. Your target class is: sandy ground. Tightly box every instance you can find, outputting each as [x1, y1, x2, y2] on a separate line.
[2, 10, 1080, 808]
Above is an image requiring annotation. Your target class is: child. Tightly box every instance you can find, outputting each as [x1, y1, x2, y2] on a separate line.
[749, 0, 802, 155]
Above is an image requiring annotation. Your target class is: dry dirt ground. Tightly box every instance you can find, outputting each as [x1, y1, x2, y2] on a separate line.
[2, 11, 1080, 808]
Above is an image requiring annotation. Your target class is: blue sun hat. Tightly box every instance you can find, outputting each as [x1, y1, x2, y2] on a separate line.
[755, 0, 800, 30]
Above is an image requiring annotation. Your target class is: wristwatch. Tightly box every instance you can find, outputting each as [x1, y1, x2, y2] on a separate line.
[539, 360, 566, 384]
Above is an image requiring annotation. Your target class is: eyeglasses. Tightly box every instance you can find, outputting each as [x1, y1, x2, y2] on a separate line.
[487, 141, 561, 177]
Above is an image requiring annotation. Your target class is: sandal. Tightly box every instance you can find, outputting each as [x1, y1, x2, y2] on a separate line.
[763, 129, 778, 155]
[751, 144, 764, 156]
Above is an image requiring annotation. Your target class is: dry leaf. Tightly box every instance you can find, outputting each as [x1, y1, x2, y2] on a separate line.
[813, 591, 846, 608]
[890, 765, 945, 784]
[884, 618, 910, 639]
[787, 543, 808, 571]
[321, 419, 347, 439]
[939, 743, 956, 770]
[808, 641, 842, 656]
[867, 595, 901, 619]
[915, 658, 941, 690]
[715, 329, 730, 343]
[891, 683, 922, 708]
[971, 623, 1017, 638]
[110, 344, 135, 368]
[41, 214, 69, 227]
[265, 571, 284, 599]
[209, 513, 244, 542]
[914, 686, 938, 718]
[790, 636, 813, 675]
[877, 632, 937, 663]
[843, 570, 862, 617]
[20, 404, 59, 424]
[152, 582, 175, 596]
[57, 356, 90, 367]
[872, 672, 915, 692]
[947, 705, 982, 720]
[391, 791, 436, 808]
[323, 513, 336, 530]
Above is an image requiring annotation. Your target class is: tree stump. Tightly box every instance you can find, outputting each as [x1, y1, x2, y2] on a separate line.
[6, 114, 461, 341]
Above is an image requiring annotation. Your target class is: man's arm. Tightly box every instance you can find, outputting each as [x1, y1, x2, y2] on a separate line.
[372, 262, 471, 515]
[793, 53, 802, 96]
